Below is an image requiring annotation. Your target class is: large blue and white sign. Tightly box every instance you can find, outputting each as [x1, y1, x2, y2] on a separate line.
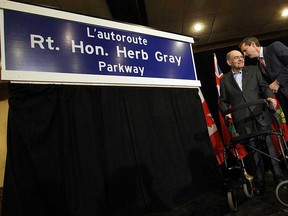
[0, 0, 200, 88]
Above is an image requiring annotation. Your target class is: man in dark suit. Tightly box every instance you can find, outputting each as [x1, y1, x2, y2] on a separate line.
[219, 50, 285, 194]
[239, 36, 288, 120]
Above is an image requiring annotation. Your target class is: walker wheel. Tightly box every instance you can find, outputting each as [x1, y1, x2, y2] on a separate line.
[227, 191, 237, 211]
[276, 180, 288, 207]
[243, 180, 253, 197]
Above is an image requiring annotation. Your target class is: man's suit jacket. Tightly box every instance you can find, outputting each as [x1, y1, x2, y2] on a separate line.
[219, 65, 274, 135]
[261, 41, 288, 98]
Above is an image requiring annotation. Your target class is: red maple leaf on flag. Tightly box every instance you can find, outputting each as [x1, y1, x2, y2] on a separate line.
[205, 113, 214, 128]
[198, 89, 224, 164]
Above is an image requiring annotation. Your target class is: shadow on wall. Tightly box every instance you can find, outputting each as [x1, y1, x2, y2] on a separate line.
[171, 132, 229, 216]
[182, 149, 229, 216]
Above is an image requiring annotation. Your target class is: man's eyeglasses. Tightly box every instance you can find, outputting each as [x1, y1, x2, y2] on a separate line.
[232, 55, 245, 60]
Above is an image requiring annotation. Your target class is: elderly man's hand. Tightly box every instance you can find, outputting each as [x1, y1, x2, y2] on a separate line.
[266, 97, 277, 110]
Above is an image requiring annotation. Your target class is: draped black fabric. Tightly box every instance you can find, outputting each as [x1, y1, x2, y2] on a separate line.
[2, 84, 228, 216]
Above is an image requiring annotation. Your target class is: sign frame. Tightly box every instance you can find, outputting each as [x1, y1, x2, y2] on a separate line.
[0, 0, 201, 88]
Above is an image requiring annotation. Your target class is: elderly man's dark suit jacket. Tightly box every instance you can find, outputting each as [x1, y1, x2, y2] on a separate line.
[219, 65, 284, 184]
[261, 41, 288, 98]
[219, 65, 273, 135]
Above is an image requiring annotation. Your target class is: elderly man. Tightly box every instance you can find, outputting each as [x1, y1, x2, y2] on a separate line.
[219, 50, 285, 194]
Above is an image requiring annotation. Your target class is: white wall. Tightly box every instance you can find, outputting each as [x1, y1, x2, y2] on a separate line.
[0, 99, 8, 187]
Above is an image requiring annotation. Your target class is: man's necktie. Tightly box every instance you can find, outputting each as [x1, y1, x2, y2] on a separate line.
[259, 57, 266, 69]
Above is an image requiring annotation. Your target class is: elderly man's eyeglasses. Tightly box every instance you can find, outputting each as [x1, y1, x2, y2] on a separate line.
[232, 55, 245, 60]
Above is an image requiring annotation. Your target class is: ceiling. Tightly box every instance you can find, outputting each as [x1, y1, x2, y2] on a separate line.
[10, 0, 288, 53]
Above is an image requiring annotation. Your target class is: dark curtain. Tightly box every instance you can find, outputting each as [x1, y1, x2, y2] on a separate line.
[2, 84, 228, 216]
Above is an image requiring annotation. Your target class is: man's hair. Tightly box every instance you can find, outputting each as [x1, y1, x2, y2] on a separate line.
[239, 36, 261, 48]
[226, 50, 239, 61]
[226, 51, 232, 61]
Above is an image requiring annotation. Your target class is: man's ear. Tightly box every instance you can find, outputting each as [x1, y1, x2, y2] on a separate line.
[227, 60, 232, 66]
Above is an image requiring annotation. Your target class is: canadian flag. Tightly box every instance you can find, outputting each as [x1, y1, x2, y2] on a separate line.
[198, 89, 224, 164]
